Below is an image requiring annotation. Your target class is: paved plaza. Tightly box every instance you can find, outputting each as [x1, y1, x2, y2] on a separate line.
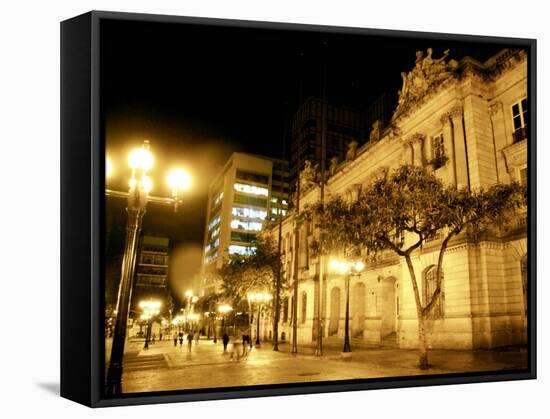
[105, 337, 528, 394]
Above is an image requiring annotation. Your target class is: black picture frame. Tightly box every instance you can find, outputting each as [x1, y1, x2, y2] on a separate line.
[61, 10, 536, 408]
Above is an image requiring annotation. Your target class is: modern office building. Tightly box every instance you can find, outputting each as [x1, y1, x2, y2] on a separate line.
[200, 152, 290, 295]
[290, 97, 362, 190]
[263, 48, 528, 350]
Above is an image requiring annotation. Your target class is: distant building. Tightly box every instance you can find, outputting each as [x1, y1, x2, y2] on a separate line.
[130, 235, 171, 318]
[290, 97, 362, 190]
[200, 153, 290, 296]
[363, 91, 396, 137]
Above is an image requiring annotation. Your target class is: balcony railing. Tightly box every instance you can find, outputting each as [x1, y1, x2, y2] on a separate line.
[513, 126, 528, 143]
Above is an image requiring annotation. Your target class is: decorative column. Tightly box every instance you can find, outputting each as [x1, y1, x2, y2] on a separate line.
[440, 112, 456, 186]
[400, 142, 412, 166]
[450, 106, 469, 190]
[424, 130, 433, 172]
[488, 102, 507, 183]
[409, 134, 425, 167]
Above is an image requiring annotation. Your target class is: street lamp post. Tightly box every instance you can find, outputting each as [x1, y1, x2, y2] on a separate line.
[217, 304, 233, 335]
[139, 300, 161, 350]
[329, 259, 365, 355]
[247, 292, 272, 346]
[105, 140, 191, 396]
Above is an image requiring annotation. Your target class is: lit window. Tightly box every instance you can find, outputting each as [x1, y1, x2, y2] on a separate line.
[234, 183, 269, 197]
[208, 216, 221, 230]
[512, 98, 528, 143]
[204, 244, 211, 254]
[228, 245, 256, 255]
[271, 197, 278, 203]
[213, 238, 219, 248]
[232, 206, 267, 220]
[212, 191, 224, 207]
[211, 226, 220, 238]
[231, 219, 263, 231]
[205, 251, 218, 264]
[271, 208, 287, 216]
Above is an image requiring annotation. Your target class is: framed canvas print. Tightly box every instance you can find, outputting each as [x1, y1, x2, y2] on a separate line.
[60, 11, 536, 407]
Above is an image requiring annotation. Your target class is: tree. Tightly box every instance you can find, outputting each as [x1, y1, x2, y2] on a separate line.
[309, 165, 526, 368]
[218, 236, 288, 347]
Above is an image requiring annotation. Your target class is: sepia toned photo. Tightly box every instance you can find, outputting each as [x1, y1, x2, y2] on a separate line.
[101, 16, 532, 398]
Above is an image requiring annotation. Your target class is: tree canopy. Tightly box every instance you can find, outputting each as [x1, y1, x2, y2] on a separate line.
[218, 235, 287, 307]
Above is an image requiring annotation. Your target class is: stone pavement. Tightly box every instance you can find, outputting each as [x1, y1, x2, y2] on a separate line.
[106, 337, 528, 394]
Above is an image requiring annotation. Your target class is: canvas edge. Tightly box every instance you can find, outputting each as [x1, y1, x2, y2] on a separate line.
[58, 10, 537, 408]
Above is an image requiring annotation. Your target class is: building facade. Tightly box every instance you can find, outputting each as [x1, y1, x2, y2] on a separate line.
[200, 152, 290, 296]
[263, 48, 528, 350]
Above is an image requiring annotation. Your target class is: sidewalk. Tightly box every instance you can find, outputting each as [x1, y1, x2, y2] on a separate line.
[113, 336, 528, 393]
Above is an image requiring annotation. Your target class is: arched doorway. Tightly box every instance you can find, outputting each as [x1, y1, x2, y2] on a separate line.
[521, 254, 527, 314]
[352, 282, 366, 337]
[329, 287, 340, 336]
[379, 276, 397, 338]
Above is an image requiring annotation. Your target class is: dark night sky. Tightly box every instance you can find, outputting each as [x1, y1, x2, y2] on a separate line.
[102, 17, 512, 292]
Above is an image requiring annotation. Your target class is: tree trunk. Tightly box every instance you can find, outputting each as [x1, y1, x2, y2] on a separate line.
[404, 254, 430, 368]
[418, 314, 429, 368]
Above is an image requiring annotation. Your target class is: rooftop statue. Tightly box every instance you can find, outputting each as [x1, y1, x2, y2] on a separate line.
[300, 160, 318, 192]
[346, 140, 359, 161]
[394, 48, 458, 119]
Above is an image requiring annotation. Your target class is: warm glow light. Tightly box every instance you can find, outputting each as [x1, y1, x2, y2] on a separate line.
[185, 290, 193, 298]
[329, 259, 365, 274]
[128, 146, 154, 171]
[248, 291, 271, 302]
[167, 169, 192, 192]
[218, 304, 233, 314]
[329, 259, 347, 274]
[106, 158, 113, 178]
[355, 261, 365, 272]
[141, 175, 153, 193]
[139, 300, 161, 309]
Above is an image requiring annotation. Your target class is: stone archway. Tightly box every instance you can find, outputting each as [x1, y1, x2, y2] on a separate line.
[352, 282, 366, 338]
[329, 287, 341, 336]
[379, 276, 397, 338]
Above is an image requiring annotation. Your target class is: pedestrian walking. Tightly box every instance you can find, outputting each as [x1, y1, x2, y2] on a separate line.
[230, 336, 242, 361]
[187, 332, 193, 352]
[159, 332, 163, 341]
[173, 332, 178, 347]
[152, 333, 156, 344]
[222, 333, 229, 352]
[179, 331, 184, 346]
[242, 333, 249, 357]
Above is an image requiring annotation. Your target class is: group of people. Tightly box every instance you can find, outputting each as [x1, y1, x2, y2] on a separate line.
[167, 329, 255, 359]
[173, 331, 201, 352]
[222, 331, 252, 360]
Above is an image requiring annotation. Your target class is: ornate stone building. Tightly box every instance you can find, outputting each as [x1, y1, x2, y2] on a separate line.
[263, 48, 528, 350]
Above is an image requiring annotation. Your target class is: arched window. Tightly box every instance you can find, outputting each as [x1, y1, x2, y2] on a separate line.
[521, 255, 528, 314]
[301, 292, 307, 323]
[423, 266, 444, 318]
[283, 297, 289, 323]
